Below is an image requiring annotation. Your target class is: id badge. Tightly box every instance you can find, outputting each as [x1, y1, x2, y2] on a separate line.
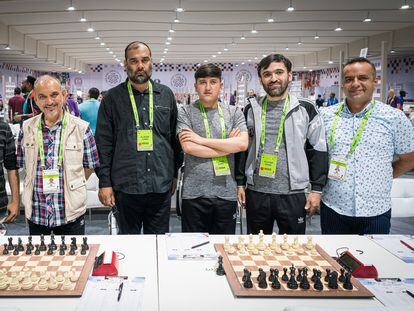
[328, 156, 347, 182]
[42, 169, 60, 194]
[212, 156, 231, 176]
[259, 153, 277, 178]
[137, 130, 153, 151]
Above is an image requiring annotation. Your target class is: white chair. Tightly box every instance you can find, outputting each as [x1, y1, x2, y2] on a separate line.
[86, 172, 106, 222]
[391, 178, 414, 217]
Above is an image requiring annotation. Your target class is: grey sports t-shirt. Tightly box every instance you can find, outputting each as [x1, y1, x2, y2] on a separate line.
[176, 100, 247, 200]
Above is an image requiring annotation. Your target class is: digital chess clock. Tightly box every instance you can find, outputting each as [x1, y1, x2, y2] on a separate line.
[337, 250, 378, 279]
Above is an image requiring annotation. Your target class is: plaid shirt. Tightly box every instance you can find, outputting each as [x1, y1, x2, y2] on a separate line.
[16, 114, 100, 227]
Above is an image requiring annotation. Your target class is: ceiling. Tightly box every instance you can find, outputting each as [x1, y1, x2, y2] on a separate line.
[0, 0, 414, 72]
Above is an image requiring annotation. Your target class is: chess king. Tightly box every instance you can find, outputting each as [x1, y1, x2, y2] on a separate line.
[235, 54, 328, 235]
[17, 75, 100, 235]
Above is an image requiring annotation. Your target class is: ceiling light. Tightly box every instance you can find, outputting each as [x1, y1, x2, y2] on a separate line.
[223, 47, 229, 51]
[164, 48, 169, 51]
[363, 12, 372, 22]
[109, 51, 113, 54]
[240, 35, 245, 40]
[78, 70, 82, 73]
[328, 60, 333, 64]
[304, 66, 307, 69]
[248, 59, 251, 62]
[80, 17, 86, 22]
[254, 56, 258, 60]
[314, 33, 320, 39]
[4, 45, 10, 50]
[87, 26, 94, 32]
[113, 55, 116, 58]
[212, 55, 216, 58]
[334, 23, 342, 31]
[176, 0, 184, 12]
[297, 40, 302, 45]
[390, 49, 396, 53]
[268, 17, 274, 23]
[218, 51, 222, 54]
[68, 67, 71, 70]
[287, 0, 295, 12]
[241, 62, 245, 65]
[167, 37, 172, 41]
[100, 42, 106, 46]
[174, 12, 180, 22]
[67, 0, 75, 11]
[106, 47, 110, 51]
[163, 51, 168, 54]
[309, 69, 313, 72]
[285, 46, 289, 51]
[204, 60, 208, 63]
[169, 29, 175, 33]
[165, 41, 171, 45]
[400, 1, 410, 9]
[95, 35, 100, 40]
[251, 26, 258, 34]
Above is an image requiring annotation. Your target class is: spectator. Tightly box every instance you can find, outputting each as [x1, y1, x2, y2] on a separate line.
[80, 87, 100, 134]
[326, 92, 339, 106]
[315, 94, 324, 108]
[8, 87, 25, 123]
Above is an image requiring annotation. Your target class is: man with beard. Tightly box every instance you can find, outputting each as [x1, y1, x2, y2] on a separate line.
[95, 41, 182, 234]
[235, 54, 328, 234]
[320, 58, 414, 234]
[15, 76, 42, 123]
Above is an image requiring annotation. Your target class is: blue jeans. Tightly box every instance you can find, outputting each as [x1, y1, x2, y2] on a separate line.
[320, 202, 391, 234]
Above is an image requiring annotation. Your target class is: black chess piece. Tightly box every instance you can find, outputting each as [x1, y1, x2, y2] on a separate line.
[271, 275, 281, 289]
[7, 237, 14, 250]
[339, 268, 346, 283]
[61, 236, 67, 251]
[17, 238, 24, 251]
[287, 272, 298, 289]
[71, 237, 78, 250]
[296, 268, 303, 282]
[324, 268, 331, 282]
[216, 255, 225, 276]
[282, 267, 289, 282]
[242, 268, 250, 282]
[34, 244, 40, 255]
[13, 245, 19, 256]
[39, 234, 47, 251]
[299, 272, 310, 290]
[81, 244, 87, 255]
[47, 244, 54, 255]
[243, 272, 253, 288]
[59, 244, 65, 256]
[69, 244, 76, 256]
[82, 237, 89, 250]
[268, 268, 275, 282]
[2, 243, 9, 255]
[328, 271, 339, 289]
[343, 272, 353, 290]
[313, 275, 324, 291]
[311, 268, 318, 282]
[258, 276, 268, 289]
[27, 236, 33, 252]
[50, 233, 57, 251]
[25, 246, 32, 255]
[289, 264, 296, 275]
[257, 268, 265, 282]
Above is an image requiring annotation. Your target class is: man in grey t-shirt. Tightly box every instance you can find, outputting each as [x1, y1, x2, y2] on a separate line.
[177, 63, 248, 234]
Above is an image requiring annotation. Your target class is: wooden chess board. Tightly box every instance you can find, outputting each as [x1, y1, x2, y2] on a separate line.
[214, 243, 373, 298]
[0, 242, 99, 297]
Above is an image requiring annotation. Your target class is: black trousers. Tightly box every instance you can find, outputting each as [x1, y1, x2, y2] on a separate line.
[245, 189, 307, 235]
[320, 202, 391, 234]
[181, 198, 237, 234]
[28, 215, 85, 236]
[114, 191, 171, 234]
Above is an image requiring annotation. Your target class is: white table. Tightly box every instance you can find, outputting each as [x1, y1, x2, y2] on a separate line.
[0, 235, 158, 311]
[157, 235, 389, 311]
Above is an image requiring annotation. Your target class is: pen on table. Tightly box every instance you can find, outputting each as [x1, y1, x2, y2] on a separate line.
[191, 241, 210, 249]
[406, 290, 414, 299]
[400, 240, 414, 251]
[117, 282, 124, 302]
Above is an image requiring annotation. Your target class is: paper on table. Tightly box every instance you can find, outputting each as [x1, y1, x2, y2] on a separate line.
[370, 235, 414, 263]
[165, 233, 216, 260]
[75, 276, 145, 311]
[358, 278, 414, 307]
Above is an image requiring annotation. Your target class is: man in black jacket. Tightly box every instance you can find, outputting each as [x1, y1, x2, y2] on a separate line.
[95, 41, 183, 234]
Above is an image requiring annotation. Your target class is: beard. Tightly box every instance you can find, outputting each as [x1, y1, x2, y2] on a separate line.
[127, 65, 152, 84]
[263, 79, 289, 97]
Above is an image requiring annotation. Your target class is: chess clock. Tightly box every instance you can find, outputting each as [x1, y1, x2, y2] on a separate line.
[337, 250, 378, 278]
[92, 251, 119, 276]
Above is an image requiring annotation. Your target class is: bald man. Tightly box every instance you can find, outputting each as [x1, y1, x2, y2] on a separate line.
[95, 41, 183, 234]
[16, 75, 100, 235]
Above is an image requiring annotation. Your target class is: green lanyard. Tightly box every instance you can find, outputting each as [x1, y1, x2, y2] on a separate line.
[199, 102, 226, 139]
[260, 95, 290, 153]
[329, 100, 376, 157]
[37, 112, 68, 167]
[127, 80, 153, 129]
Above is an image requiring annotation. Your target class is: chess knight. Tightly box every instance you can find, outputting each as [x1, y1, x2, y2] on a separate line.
[17, 75, 100, 235]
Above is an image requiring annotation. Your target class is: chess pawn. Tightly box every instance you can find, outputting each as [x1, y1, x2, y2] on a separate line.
[292, 236, 299, 249]
[227, 246, 236, 254]
[48, 273, 58, 290]
[257, 230, 266, 251]
[9, 273, 21, 290]
[31, 271, 39, 283]
[269, 232, 278, 250]
[2, 243, 8, 255]
[56, 272, 64, 283]
[61, 274, 73, 290]
[40, 270, 50, 281]
[224, 236, 231, 252]
[37, 275, 48, 290]
[0, 270, 8, 289]
[252, 247, 259, 255]
[247, 234, 255, 251]
[16, 271, 24, 282]
[70, 269, 79, 282]
[263, 248, 272, 256]
[274, 244, 283, 254]
[21, 275, 33, 290]
[306, 236, 314, 250]
[237, 236, 244, 250]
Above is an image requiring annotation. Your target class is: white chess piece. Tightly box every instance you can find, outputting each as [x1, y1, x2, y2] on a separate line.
[48, 273, 58, 290]
[31, 271, 39, 283]
[21, 275, 33, 290]
[37, 275, 48, 290]
[61, 274, 73, 290]
[56, 272, 64, 283]
[0, 270, 8, 289]
[252, 247, 259, 255]
[292, 236, 299, 249]
[247, 234, 255, 251]
[237, 236, 245, 250]
[9, 273, 21, 290]
[224, 236, 231, 251]
[269, 232, 278, 250]
[306, 236, 315, 250]
[70, 268, 78, 282]
[257, 230, 266, 251]
[281, 234, 290, 250]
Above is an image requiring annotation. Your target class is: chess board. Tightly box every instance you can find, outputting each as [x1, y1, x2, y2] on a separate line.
[0, 242, 99, 297]
[214, 243, 373, 298]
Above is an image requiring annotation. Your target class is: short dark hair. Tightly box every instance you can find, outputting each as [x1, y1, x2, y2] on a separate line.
[257, 54, 292, 77]
[195, 63, 222, 80]
[400, 90, 406, 97]
[26, 75, 36, 87]
[124, 41, 152, 60]
[14, 87, 21, 95]
[88, 87, 100, 99]
[343, 57, 376, 79]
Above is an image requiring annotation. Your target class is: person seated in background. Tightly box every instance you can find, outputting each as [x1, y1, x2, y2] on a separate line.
[326, 92, 339, 106]
[320, 57, 414, 235]
[177, 63, 248, 234]
[315, 94, 324, 108]
[386, 89, 399, 108]
[79, 87, 100, 135]
[17, 75, 99, 235]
